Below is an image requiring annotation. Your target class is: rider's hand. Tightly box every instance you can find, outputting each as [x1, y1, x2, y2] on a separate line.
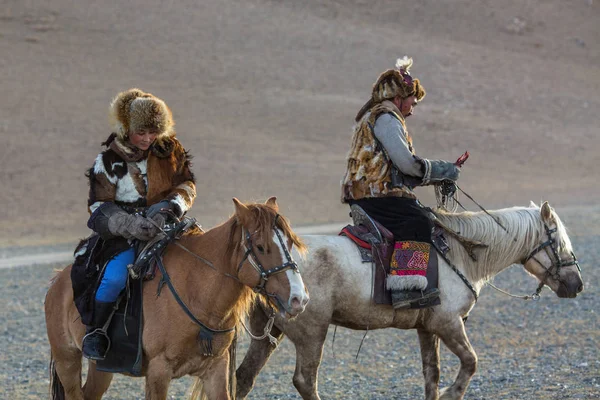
[150, 213, 167, 230]
[146, 200, 173, 218]
[108, 213, 158, 241]
[446, 164, 460, 182]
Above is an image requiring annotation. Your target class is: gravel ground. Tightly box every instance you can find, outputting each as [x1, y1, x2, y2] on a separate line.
[1, 234, 598, 400]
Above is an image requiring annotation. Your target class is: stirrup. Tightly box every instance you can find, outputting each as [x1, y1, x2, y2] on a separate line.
[392, 288, 440, 310]
[82, 328, 111, 361]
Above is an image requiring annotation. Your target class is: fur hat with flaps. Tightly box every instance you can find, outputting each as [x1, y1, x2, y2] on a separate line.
[355, 56, 426, 122]
[109, 88, 175, 143]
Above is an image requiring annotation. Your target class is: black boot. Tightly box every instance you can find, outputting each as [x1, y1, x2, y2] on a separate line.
[82, 300, 116, 360]
[391, 288, 440, 310]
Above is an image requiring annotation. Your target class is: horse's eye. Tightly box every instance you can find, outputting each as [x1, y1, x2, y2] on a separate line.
[256, 244, 265, 254]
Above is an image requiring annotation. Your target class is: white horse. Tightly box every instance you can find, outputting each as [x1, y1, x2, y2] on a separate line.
[236, 201, 584, 400]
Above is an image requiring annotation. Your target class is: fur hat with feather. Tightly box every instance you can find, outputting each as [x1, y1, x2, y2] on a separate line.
[355, 56, 426, 122]
[109, 88, 175, 144]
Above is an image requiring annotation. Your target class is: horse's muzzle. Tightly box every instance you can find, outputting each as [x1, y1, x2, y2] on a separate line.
[557, 280, 584, 298]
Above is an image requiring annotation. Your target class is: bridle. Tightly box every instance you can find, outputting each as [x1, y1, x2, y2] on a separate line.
[522, 221, 581, 296]
[238, 214, 300, 300]
[152, 214, 300, 354]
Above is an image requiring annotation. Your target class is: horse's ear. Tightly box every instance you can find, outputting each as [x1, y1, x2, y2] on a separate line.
[541, 201, 553, 222]
[233, 198, 251, 226]
[265, 196, 279, 212]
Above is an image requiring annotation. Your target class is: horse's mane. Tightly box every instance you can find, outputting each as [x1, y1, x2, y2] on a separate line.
[434, 204, 572, 281]
[225, 202, 306, 255]
[223, 202, 306, 328]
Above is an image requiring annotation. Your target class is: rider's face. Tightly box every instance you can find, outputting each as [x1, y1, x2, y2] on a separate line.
[399, 95, 418, 117]
[129, 129, 158, 151]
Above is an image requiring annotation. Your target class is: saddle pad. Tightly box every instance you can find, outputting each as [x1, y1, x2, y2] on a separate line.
[341, 225, 442, 308]
[389, 241, 429, 278]
[340, 226, 372, 249]
[96, 276, 144, 376]
[374, 247, 440, 308]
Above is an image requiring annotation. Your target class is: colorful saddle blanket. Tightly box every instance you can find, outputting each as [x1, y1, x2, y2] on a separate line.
[340, 224, 443, 308]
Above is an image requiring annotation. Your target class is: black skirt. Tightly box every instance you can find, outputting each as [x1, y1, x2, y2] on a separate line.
[349, 197, 434, 243]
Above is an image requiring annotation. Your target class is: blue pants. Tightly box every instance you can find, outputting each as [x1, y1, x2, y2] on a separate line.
[95, 247, 136, 303]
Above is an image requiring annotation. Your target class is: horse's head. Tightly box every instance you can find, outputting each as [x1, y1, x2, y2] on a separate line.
[232, 197, 309, 317]
[523, 202, 584, 298]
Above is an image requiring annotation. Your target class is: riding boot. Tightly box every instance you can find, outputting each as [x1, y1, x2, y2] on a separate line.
[391, 288, 440, 310]
[82, 300, 116, 360]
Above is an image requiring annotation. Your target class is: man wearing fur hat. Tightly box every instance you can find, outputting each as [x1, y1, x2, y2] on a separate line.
[77, 88, 196, 360]
[341, 57, 460, 309]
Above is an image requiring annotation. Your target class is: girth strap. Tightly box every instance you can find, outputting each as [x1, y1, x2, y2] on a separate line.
[154, 256, 234, 356]
[432, 241, 479, 302]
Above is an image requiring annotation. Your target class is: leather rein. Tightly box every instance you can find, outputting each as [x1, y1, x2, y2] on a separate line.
[153, 215, 298, 355]
[487, 220, 581, 300]
[520, 221, 580, 297]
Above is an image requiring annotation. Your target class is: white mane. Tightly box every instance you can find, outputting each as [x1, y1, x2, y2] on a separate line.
[434, 204, 573, 281]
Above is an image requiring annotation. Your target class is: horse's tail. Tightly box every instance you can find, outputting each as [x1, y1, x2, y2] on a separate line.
[49, 354, 66, 400]
[188, 329, 238, 400]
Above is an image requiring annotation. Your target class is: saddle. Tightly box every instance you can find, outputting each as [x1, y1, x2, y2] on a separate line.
[72, 217, 198, 375]
[340, 205, 442, 308]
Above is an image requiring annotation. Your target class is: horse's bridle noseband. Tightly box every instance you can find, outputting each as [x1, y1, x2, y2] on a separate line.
[522, 221, 581, 294]
[238, 214, 300, 296]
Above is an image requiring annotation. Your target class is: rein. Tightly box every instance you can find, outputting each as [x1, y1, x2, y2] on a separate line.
[151, 215, 295, 352]
[487, 220, 580, 301]
[155, 256, 233, 356]
[434, 185, 580, 302]
[239, 308, 279, 345]
[435, 169, 582, 302]
[432, 241, 479, 302]
[486, 280, 542, 301]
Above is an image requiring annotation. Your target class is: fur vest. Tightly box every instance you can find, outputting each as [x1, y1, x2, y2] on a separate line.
[87, 134, 196, 216]
[341, 101, 416, 202]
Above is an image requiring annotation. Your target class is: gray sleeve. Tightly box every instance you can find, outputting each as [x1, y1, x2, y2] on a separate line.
[372, 113, 424, 178]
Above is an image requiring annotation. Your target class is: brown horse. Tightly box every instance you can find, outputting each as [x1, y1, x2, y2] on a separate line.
[45, 197, 309, 400]
[236, 202, 584, 400]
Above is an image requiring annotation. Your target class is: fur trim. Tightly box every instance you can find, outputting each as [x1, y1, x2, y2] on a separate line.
[386, 274, 428, 291]
[109, 88, 175, 145]
[355, 97, 374, 123]
[341, 102, 416, 202]
[150, 137, 175, 158]
[414, 79, 426, 102]
[109, 136, 146, 162]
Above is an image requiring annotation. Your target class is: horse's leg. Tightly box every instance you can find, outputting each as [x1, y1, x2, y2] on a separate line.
[82, 362, 113, 400]
[437, 320, 477, 400]
[46, 273, 85, 399]
[418, 329, 441, 400]
[51, 349, 84, 400]
[236, 304, 285, 399]
[290, 324, 328, 400]
[201, 356, 231, 400]
[145, 356, 172, 400]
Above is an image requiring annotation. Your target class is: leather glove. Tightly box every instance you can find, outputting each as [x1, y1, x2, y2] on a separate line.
[150, 213, 167, 230]
[108, 213, 159, 241]
[146, 200, 173, 218]
[427, 160, 460, 183]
